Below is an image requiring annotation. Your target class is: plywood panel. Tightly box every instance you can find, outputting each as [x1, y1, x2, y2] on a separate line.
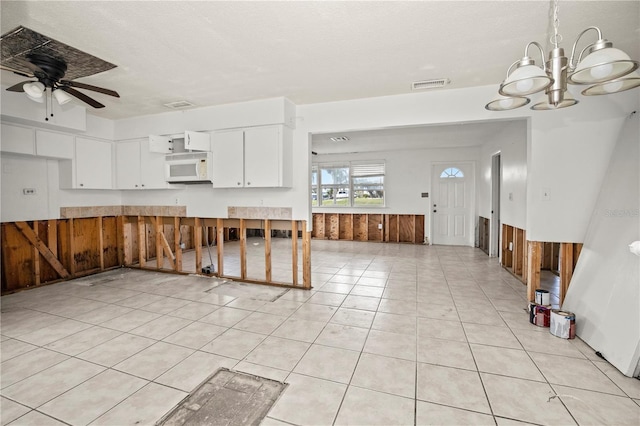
[502, 224, 513, 267]
[325, 213, 339, 240]
[339, 214, 353, 240]
[399, 215, 416, 243]
[368, 214, 382, 241]
[1, 223, 33, 291]
[415, 215, 425, 244]
[353, 214, 368, 241]
[312, 213, 324, 239]
[72, 218, 102, 273]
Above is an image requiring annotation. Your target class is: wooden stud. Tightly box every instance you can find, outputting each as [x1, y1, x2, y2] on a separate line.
[194, 218, 202, 274]
[302, 223, 312, 289]
[32, 221, 40, 286]
[217, 218, 224, 277]
[174, 217, 182, 272]
[573, 243, 583, 269]
[68, 218, 76, 276]
[98, 216, 105, 270]
[137, 216, 146, 268]
[14, 221, 70, 279]
[47, 220, 57, 258]
[560, 242, 574, 305]
[240, 219, 247, 279]
[151, 216, 163, 269]
[526, 241, 542, 302]
[264, 219, 272, 282]
[291, 220, 298, 286]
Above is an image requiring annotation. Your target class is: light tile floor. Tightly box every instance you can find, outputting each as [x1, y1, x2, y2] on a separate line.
[2, 241, 639, 425]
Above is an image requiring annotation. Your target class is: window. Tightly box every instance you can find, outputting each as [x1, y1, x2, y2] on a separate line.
[312, 161, 385, 207]
[440, 167, 464, 178]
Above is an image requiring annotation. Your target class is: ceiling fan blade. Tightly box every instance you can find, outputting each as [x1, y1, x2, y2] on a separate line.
[14, 57, 46, 76]
[5, 81, 31, 92]
[0, 65, 34, 78]
[60, 80, 120, 98]
[60, 86, 105, 108]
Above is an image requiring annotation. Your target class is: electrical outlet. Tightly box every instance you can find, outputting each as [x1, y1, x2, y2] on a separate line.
[180, 242, 186, 249]
[377, 223, 383, 230]
[23, 188, 36, 195]
[175, 197, 180, 205]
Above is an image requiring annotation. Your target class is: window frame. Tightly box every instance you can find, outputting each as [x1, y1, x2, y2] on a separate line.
[311, 161, 385, 208]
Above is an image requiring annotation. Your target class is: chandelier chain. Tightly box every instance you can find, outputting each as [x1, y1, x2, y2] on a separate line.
[551, 0, 562, 47]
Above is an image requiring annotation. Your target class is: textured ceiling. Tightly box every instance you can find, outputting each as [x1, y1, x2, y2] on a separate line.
[1, 1, 639, 125]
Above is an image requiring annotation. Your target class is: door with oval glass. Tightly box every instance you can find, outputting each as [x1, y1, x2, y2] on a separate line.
[431, 163, 474, 246]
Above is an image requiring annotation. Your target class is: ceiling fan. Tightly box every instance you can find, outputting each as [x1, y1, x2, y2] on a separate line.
[2, 52, 120, 108]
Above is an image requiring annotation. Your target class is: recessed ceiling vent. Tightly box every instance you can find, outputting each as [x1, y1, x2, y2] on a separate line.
[330, 136, 350, 142]
[164, 100, 195, 109]
[412, 79, 450, 90]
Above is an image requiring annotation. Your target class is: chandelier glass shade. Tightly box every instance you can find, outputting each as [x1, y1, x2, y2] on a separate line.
[486, 1, 639, 112]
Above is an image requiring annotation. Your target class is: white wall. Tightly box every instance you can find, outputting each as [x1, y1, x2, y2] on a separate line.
[562, 112, 640, 377]
[477, 120, 528, 230]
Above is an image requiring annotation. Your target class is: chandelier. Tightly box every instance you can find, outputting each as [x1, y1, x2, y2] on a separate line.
[486, 0, 640, 111]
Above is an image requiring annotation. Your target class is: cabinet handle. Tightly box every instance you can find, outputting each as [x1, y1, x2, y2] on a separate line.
[237, 182, 241, 186]
[141, 184, 145, 187]
[80, 183, 84, 187]
[135, 184, 138, 187]
[247, 182, 251, 186]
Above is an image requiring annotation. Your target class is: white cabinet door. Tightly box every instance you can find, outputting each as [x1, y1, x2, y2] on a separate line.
[35, 130, 74, 159]
[211, 130, 244, 188]
[1, 124, 35, 155]
[185, 130, 211, 151]
[75, 138, 112, 189]
[140, 139, 170, 189]
[244, 126, 281, 187]
[149, 135, 173, 154]
[115, 140, 141, 189]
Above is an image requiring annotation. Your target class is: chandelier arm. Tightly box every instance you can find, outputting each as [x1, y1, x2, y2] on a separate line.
[525, 41, 548, 71]
[568, 26, 604, 70]
[505, 60, 522, 79]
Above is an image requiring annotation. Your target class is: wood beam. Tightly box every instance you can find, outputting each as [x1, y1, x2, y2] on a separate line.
[137, 216, 146, 268]
[302, 223, 311, 289]
[217, 218, 224, 277]
[98, 216, 105, 270]
[47, 220, 57, 258]
[174, 217, 182, 272]
[68, 218, 76, 275]
[560, 242, 574, 305]
[240, 219, 247, 280]
[264, 219, 272, 283]
[526, 241, 541, 302]
[32, 221, 40, 286]
[14, 221, 70, 279]
[194, 218, 202, 274]
[291, 220, 298, 286]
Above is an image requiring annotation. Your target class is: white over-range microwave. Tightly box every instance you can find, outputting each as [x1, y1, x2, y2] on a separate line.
[165, 152, 213, 183]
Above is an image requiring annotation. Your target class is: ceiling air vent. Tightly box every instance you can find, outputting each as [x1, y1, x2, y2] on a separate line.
[412, 79, 450, 90]
[164, 100, 195, 109]
[330, 136, 350, 142]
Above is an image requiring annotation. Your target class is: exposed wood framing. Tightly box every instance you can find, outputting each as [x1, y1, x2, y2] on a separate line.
[194, 218, 202, 273]
[560, 242, 574, 305]
[264, 220, 272, 282]
[137, 216, 146, 268]
[311, 213, 424, 243]
[291, 220, 299, 286]
[14, 221, 70, 279]
[526, 241, 542, 302]
[174, 217, 182, 272]
[217, 218, 224, 277]
[239, 219, 247, 280]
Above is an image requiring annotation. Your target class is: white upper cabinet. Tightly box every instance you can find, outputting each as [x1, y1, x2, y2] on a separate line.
[148, 135, 174, 154]
[1, 123, 35, 155]
[211, 124, 292, 188]
[72, 138, 113, 189]
[116, 139, 174, 189]
[211, 130, 244, 188]
[184, 130, 211, 151]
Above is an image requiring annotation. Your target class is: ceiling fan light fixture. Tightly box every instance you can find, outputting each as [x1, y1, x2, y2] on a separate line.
[53, 88, 73, 105]
[23, 81, 45, 98]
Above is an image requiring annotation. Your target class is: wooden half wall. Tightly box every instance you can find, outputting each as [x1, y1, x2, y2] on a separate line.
[501, 224, 582, 305]
[312, 213, 425, 243]
[2, 215, 311, 294]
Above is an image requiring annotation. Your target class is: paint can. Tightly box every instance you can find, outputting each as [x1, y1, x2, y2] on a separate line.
[535, 289, 550, 306]
[529, 303, 550, 327]
[550, 310, 576, 339]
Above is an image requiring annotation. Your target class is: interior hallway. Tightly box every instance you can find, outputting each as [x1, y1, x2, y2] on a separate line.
[1, 241, 639, 425]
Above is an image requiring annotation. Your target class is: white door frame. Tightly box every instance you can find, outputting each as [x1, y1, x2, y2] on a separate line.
[490, 152, 501, 258]
[429, 161, 476, 247]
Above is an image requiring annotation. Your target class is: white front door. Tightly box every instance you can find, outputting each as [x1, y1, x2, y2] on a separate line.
[431, 163, 474, 246]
